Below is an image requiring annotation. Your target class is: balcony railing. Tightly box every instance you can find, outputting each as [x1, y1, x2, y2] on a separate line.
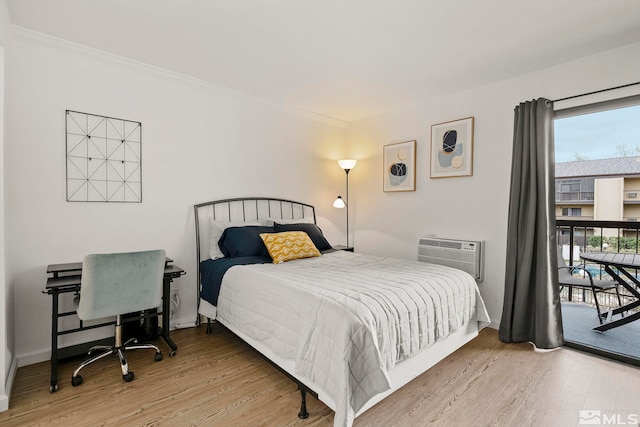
[556, 191, 594, 202]
[556, 219, 640, 311]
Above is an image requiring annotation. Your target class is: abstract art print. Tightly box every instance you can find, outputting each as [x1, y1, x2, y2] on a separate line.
[430, 117, 474, 178]
[383, 140, 416, 192]
[66, 110, 142, 202]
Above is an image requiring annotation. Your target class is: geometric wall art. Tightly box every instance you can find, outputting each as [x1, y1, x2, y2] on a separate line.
[383, 140, 416, 192]
[430, 116, 474, 179]
[66, 110, 142, 202]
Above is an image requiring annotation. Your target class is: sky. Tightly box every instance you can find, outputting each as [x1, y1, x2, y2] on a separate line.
[554, 104, 640, 163]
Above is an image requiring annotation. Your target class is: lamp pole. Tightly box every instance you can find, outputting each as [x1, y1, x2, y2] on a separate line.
[345, 168, 350, 247]
[336, 159, 356, 248]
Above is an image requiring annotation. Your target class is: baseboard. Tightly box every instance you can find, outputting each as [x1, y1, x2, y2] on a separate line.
[1, 355, 18, 412]
[170, 317, 196, 330]
[17, 349, 49, 368]
[488, 317, 500, 330]
[18, 320, 197, 368]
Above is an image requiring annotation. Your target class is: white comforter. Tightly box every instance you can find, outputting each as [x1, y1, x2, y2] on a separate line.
[215, 250, 490, 427]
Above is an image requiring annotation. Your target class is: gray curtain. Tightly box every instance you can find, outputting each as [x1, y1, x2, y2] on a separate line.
[499, 98, 563, 349]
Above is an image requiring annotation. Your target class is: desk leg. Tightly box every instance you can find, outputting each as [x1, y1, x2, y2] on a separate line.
[161, 276, 177, 356]
[50, 291, 59, 392]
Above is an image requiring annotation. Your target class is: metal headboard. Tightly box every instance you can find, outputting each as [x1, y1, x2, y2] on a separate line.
[193, 197, 316, 320]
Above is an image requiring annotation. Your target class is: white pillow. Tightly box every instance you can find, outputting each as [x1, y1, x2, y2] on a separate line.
[209, 218, 262, 259]
[263, 217, 315, 226]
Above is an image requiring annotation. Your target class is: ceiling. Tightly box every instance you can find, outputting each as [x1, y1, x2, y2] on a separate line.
[7, 0, 640, 122]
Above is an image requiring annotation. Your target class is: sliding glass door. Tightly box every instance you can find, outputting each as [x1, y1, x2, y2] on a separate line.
[554, 97, 640, 365]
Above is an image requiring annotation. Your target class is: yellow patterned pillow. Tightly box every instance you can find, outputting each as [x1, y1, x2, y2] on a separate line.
[260, 231, 321, 264]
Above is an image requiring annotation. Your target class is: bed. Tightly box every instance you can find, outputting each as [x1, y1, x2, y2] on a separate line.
[194, 197, 490, 427]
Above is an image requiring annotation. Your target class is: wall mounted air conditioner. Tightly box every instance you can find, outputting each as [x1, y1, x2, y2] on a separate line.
[417, 237, 485, 281]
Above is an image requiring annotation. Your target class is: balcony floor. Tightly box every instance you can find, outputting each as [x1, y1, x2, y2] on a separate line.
[562, 302, 640, 364]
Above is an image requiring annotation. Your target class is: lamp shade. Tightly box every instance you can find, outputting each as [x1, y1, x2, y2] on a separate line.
[338, 159, 357, 170]
[333, 196, 346, 208]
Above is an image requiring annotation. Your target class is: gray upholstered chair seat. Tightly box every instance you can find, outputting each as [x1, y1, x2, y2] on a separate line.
[71, 249, 166, 386]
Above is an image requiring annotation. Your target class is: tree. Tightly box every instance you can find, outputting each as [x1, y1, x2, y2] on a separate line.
[573, 152, 590, 161]
[615, 142, 640, 157]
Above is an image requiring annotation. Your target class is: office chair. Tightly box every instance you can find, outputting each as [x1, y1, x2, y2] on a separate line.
[71, 249, 166, 386]
[557, 249, 622, 324]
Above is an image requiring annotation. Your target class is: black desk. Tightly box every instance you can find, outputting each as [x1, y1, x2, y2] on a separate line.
[580, 252, 640, 331]
[44, 259, 185, 392]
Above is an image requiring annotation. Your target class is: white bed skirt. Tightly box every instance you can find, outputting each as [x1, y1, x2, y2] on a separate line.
[198, 298, 217, 319]
[199, 296, 480, 417]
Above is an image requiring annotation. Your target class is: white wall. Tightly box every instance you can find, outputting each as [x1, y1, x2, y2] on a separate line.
[594, 177, 624, 221]
[0, 0, 12, 411]
[346, 41, 640, 327]
[6, 29, 348, 366]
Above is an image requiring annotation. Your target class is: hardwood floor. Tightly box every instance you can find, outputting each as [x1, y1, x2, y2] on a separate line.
[2, 325, 639, 426]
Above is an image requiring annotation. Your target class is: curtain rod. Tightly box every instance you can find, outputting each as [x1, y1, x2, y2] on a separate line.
[551, 81, 640, 103]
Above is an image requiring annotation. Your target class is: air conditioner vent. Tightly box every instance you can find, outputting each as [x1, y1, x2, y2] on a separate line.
[418, 237, 485, 281]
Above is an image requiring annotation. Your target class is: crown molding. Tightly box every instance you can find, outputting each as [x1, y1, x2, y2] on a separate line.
[11, 25, 349, 129]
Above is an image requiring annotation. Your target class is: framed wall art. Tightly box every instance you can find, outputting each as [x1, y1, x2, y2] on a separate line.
[430, 116, 474, 178]
[66, 110, 142, 202]
[383, 140, 416, 192]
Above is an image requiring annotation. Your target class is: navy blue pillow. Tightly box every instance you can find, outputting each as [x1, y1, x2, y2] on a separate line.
[274, 222, 332, 251]
[218, 226, 274, 258]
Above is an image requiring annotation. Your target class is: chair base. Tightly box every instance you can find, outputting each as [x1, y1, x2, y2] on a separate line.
[71, 319, 162, 387]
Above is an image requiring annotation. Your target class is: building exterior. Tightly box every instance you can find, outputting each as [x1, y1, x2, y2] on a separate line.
[556, 157, 640, 246]
[556, 157, 640, 221]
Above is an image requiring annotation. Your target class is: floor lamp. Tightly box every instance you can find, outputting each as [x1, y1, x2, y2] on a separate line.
[334, 159, 357, 247]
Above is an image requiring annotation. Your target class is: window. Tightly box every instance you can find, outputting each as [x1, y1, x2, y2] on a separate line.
[561, 208, 582, 217]
[555, 96, 640, 164]
[561, 182, 580, 192]
[554, 95, 640, 221]
[555, 178, 595, 201]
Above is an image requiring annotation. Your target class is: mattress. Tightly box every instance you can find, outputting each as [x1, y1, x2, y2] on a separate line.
[206, 250, 490, 426]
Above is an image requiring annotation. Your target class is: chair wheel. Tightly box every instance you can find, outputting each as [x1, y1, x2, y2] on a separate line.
[50, 384, 58, 392]
[71, 375, 83, 387]
[123, 371, 134, 382]
[154, 352, 163, 361]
